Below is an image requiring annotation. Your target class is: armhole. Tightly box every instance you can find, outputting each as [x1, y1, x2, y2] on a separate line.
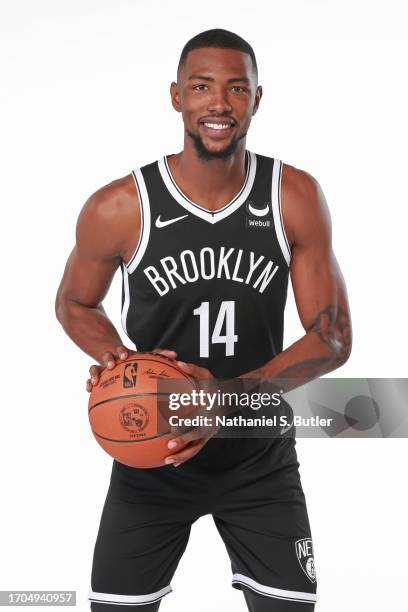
[120, 262, 134, 343]
[124, 167, 151, 274]
[271, 159, 291, 267]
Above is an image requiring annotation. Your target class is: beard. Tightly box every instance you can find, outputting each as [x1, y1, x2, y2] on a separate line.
[186, 127, 247, 161]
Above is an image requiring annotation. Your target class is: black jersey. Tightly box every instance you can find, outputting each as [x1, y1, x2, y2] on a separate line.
[120, 150, 291, 379]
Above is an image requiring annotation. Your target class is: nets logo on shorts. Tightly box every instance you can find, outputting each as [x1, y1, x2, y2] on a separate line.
[295, 538, 316, 583]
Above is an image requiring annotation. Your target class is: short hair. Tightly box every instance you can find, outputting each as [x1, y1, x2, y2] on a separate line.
[177, 29, 258, 80]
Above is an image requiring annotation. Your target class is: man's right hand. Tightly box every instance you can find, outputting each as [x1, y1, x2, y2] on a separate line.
[86, 347, 178, 392]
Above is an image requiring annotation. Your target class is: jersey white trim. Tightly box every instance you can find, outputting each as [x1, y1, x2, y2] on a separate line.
[123, 170, 143, 269]
[158, 150, 257, 224]
[271, 159, 291, 267]
[120, 263, 136, 347]
[88, 584, 172, 605]
[120, 168, 150, 344]
[231, 574, 316, 604]
[124, 168, 151, 274]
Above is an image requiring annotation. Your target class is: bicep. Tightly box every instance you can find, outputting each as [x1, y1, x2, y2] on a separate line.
[56, 189, 124, 308]
[283, 166, 351, 332]
[290, 242, 349, 333]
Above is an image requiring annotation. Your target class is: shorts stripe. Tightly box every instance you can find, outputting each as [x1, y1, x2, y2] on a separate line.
[88, 584, 172, 606]
[232, 574, 316, 604]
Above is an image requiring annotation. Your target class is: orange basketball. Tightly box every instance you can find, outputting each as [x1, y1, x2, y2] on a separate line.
[88, 352, 197, 468]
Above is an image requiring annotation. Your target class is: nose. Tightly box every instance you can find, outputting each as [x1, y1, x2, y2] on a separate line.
[207, 87, 232, 114]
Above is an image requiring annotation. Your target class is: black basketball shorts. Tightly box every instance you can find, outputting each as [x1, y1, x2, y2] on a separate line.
[88, 437, 317, 607]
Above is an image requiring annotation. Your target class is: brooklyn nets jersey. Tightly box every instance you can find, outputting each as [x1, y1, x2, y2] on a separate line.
[120, 150, 291, 379]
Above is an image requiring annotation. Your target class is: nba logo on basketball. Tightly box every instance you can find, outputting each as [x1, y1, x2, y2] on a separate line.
[295, 538, 316, 583]
[123, 362, 138, 388]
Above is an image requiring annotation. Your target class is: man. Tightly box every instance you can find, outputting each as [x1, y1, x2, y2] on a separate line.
[55, 28, 351, 612]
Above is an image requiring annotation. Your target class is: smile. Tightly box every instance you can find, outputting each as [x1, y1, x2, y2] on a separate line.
[199, 120, 236, 138]
[203, 122, 232, 130]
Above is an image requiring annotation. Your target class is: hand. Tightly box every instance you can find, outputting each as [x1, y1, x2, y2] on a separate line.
[85, 346, 178, 392]
[165, 360, 219, 467]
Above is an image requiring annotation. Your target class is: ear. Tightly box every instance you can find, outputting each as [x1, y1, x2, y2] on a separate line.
[252, 85, 263, 116]
[170, 82, 182, 113]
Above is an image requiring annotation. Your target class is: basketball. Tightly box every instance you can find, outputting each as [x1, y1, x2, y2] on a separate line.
[88, 352, 197, 468]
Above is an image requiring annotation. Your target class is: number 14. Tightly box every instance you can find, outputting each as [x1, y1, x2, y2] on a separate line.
[193, 301, 238, 357]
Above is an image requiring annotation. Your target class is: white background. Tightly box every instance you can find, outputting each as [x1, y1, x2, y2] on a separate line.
[1, 1, 407, 610]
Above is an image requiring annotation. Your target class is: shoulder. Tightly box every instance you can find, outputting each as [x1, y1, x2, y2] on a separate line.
[80, 173, 138, 220]
[281, 162, 320, 201]
[280, 161, 331, 249]
[76, 173, 140, 260]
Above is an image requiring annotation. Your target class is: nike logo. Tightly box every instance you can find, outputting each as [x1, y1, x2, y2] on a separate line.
[248, 203, 270, 217]
[280, 421, 294, 435]
[155, 214, 188, 228]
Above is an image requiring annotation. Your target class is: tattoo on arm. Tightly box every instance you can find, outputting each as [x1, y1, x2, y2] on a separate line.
[311, 303, 352, 364]
[272, 304, 352, 382]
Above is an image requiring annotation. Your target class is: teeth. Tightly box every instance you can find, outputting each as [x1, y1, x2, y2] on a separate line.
[203, 122, 231, 130]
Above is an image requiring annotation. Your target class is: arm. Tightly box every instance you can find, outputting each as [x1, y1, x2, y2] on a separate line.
[241, 163, 352, 389]
[55, 176, 139, 366]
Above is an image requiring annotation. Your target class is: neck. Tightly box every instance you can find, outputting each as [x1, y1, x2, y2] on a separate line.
[167, 138, 248, 211]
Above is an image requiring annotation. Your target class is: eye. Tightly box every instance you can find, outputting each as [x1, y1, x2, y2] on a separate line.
[232, 86, 246, 93]
[193, 84, 208, 91]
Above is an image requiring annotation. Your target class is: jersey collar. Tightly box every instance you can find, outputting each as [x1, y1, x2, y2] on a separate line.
[157, 150, 257, 224]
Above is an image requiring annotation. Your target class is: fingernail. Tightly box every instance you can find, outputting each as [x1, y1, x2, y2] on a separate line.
[120, 353, 127, 359]
[168, 441, 177, 449]
[91, 377, 97, 384]
[108, 361, 114, 367]
[165, 457, 175, 464]
[177, 361, 187, 368]
[173, 462, 181, 467]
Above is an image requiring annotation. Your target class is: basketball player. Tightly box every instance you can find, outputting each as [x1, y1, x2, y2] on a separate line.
[55, 29, 352, 612]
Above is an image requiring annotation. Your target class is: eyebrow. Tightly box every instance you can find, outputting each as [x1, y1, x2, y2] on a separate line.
[188, 74, 250, 84]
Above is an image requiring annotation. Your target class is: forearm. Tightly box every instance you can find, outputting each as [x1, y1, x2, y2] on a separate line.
[241, 304, 352, 392]
[56, 299, 127, 365]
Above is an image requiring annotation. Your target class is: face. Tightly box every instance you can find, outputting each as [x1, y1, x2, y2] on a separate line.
[171, 47, 262, 161]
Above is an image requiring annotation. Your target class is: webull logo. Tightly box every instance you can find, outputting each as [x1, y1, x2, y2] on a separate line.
[246, 201, 271, 229]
